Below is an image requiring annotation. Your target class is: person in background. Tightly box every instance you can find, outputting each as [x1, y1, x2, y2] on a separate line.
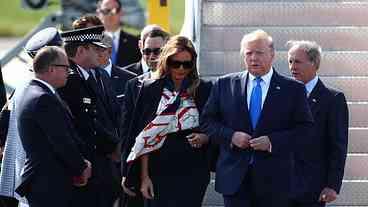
[124, 35, 212, 207]
[0, 27, 63, 207]
[97, 0, 141, 68]
[288, 40, 348, 207]
[15, 46, 92, 207]
[200, 30, 313, 207]
[123, 24, 168, 75]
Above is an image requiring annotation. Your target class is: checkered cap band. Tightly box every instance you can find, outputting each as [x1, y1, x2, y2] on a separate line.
[63, 33, 103, 42]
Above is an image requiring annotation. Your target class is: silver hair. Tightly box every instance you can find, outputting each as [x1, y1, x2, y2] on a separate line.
[286, 40, 322, 69]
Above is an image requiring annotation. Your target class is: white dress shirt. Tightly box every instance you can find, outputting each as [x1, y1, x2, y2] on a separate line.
[247, 68, 273, 110]
[305, 75, 319, 97]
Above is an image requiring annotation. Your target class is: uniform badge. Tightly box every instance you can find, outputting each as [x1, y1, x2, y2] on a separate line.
[83, 98, 91, 104]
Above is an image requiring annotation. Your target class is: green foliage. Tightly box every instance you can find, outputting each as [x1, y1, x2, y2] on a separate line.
[0, 0, 184, 37]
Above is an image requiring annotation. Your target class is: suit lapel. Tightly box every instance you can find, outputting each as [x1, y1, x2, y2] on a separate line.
[235, 72, 251, 129]
[308, 79, 324, 116]
[254, 71, 282, 134]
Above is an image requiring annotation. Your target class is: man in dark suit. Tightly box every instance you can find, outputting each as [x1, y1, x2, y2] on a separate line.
[200, 30, 314, 207]
[123, 25, 169, 75]
[15, 46, 92, 207]
[99, 34, 137, 105]
[287, 40, 348, 207]
[97, 0, 141, 68]
[59, 26, 122, 207]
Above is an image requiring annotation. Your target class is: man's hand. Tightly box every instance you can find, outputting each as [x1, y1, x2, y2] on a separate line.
[249, 136, 271, 151]
[73, 159, 92, 187]
[319, 187, 337, 203]
[187, 133, 209, 148]
[121, 176, 137, 197]
[231, 131, 251, 149]
[82, 159, 92, 182]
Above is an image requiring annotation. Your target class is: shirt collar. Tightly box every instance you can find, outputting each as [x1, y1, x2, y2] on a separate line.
[106, 30, 120, 40]
[33, 78, 56, 94]
[141, 59, 150, 73]
[103, 60, 113, 77]
[77, 65, 90, 80]
[248, 68, 273, 85]
[305, 75, 319, 95]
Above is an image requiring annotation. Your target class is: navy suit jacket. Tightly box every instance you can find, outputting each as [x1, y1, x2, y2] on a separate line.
[123, 61, 144, 76]
[201, 70, 313, 196]
[109, 64, 137, 105]
[16, 80, 86, 204]
[293, 79, 348, 203]
[115, 30, 141, 68]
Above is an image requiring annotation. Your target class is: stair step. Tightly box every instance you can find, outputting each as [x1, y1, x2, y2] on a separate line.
[201, 26, 368, 51]
[199, 51, 368, 77]
[203, 179, 368, 206]
[203, 2, 368, 26]
[349, 128, 368, 153]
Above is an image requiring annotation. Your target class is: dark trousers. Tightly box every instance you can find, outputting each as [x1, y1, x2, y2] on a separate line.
[223, 166, 290, 207]
[0, 196, 18, 207]
[290, 200, 325, 207]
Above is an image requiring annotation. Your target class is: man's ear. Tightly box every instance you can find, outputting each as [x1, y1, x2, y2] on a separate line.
[138, 40, 143, 54]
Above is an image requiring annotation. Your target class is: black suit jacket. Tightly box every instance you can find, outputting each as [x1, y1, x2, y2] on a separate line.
[115, 30, 141, 68]
[120, 78, 213, 178]
[123, 61, 144, 76]
[109, 64, 137, 105]
[201, 70, 314, 196]
[57, 62, 122, 205]
[16, 80, 86, 206]
[293, 79, 348, 203]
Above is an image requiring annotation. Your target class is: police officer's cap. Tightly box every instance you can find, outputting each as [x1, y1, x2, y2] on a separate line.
[24, 27, 63, 58]
[60, 26, 108, 48]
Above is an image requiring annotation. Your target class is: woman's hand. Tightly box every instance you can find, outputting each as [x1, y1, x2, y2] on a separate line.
[140, 176, 154, 199]
[121, 176, 137, 197]
[187, 133, 209, 148]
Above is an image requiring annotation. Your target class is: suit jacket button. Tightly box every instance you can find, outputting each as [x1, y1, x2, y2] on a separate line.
[85, 108, 88, 112]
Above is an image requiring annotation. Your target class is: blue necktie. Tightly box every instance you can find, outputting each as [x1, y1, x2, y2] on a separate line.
[111, 34, 117, 65]
[249, 77, 262, 129]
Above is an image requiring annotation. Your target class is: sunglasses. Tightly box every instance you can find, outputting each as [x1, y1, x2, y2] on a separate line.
[97, 8, 119, 16]
[167, 59, 194, 69]
[142, 48, 161, 56]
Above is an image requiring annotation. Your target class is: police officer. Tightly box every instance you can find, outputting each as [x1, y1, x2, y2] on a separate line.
[58, 26, 122, 207]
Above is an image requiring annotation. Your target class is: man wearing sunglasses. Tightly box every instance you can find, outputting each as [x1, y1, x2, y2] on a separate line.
[97, 0, 141, 68]
[123, 25, 170, 76]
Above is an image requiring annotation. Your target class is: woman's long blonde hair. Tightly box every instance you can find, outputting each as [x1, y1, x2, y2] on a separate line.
[154, 35, 200, 97]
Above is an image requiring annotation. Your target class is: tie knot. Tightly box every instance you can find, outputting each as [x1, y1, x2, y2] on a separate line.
[255, 77, 262, 85]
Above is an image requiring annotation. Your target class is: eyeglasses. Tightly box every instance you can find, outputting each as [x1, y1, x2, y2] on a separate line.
[142, 48, 161, 56]
[51, 64, 72, 73]
[167, 59, 194, 69]
[97, 8, 119, 16]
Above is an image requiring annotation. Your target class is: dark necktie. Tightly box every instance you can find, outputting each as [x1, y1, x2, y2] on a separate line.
[88, 69, 106, 102]
[111, 34, 117, 65]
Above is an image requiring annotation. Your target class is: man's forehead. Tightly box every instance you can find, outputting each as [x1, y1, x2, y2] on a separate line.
[101, 0, 118, 8]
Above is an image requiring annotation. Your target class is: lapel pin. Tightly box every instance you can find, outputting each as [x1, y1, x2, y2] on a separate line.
[312, 98, 317, 103]
[83, 97, 91, 104]
[276, 86, 281, 90]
